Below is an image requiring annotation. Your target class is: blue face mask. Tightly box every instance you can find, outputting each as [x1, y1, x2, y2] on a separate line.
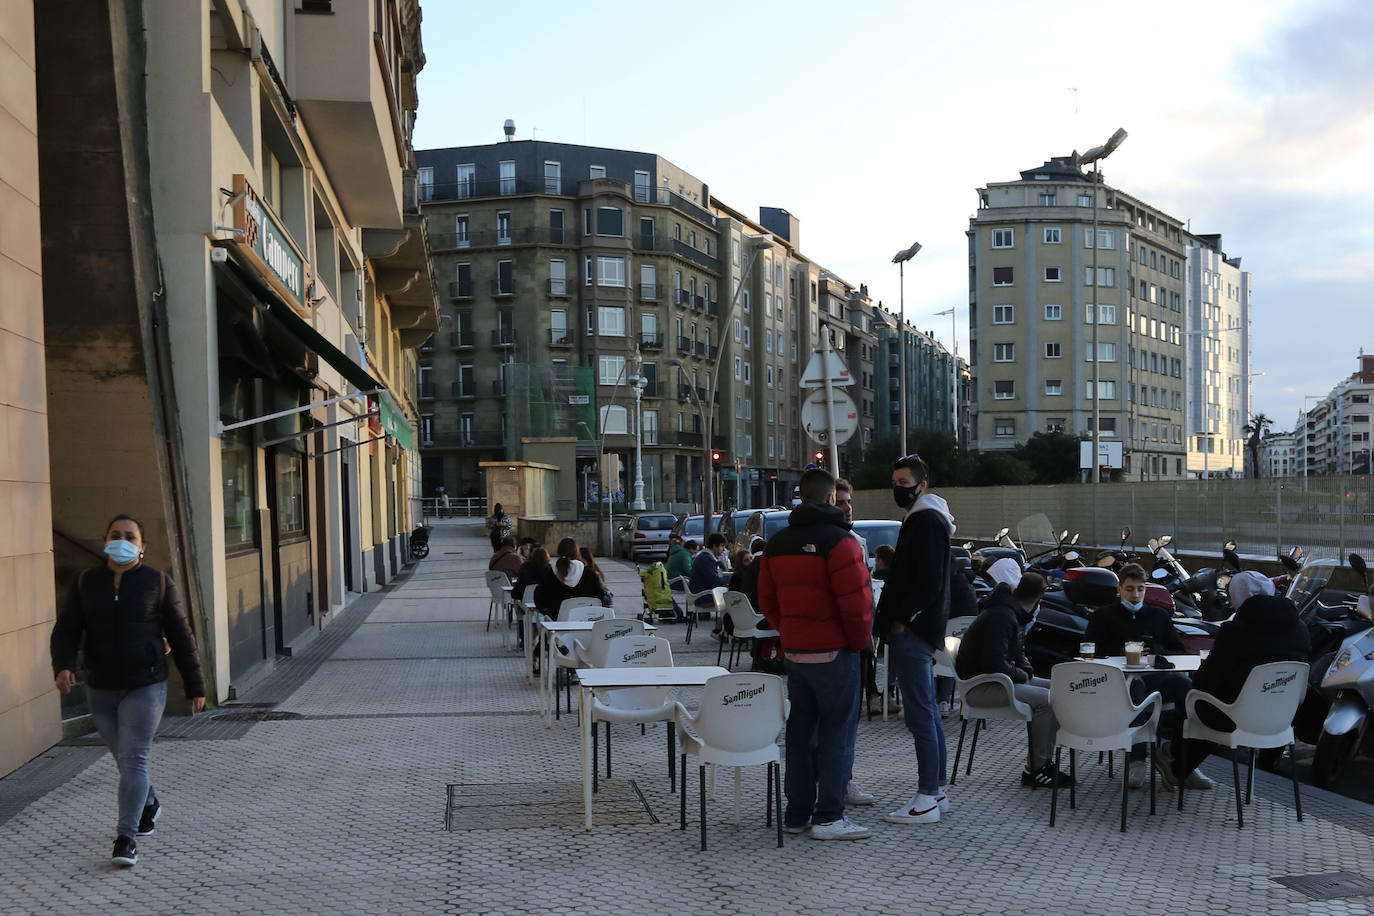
[1122, 599, 1145, 613]
[104, 539, 141, 565]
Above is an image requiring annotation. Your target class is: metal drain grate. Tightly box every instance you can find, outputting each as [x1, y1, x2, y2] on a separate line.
[445, 780, 656, 831]
[211, 710, 303, 722]
[1274, 872, 1374, 900]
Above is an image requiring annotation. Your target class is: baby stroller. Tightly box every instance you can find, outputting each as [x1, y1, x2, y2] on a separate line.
[638, 563, 681, 623]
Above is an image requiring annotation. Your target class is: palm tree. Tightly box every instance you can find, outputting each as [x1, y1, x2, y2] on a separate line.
[1244, 413, 1273, 478]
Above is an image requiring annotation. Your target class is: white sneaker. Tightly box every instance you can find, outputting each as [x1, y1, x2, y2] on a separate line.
[810, 816, 871, 840]
[883, 794, 941, 824]
[783, 821, 811, 835]
[935, 789, 950, 813]
[1184, 769, 1215, 790]
[844, 781, 875, 806]
[1127, 761, 1148, 789]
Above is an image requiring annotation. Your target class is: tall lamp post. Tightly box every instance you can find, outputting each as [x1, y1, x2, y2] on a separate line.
[1079, 128, 1127, 485]
[629, 372, 647, 510]
[891, 241, 921, 457]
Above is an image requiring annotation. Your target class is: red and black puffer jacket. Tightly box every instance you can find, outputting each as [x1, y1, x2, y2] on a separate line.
[757, 503, 872, 652]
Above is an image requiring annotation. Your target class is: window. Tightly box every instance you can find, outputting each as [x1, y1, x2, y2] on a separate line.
[1044, 266, 1061, 282]
[733, 318, 741, 341]
[589, 164, 606, 179]
[498, 160, 515, 195]
[1084, 341, 1117, 362]
[733, 356, 741, 379]
[994, 418, 1016, 437]
[1046, 418, 1066, 433]
[454, 215, 469, 246]
[1077, 193, 1093, 207]
[497, 211, 511, 244]
[549, 259, 567, 295]
[454, 262, 472, 298]
[742, 327, 751, 347]
[994, 343, 1015, 362]
[1045, 379, 1063, 395]
[496, 259, 513, 294]
[543, 161, 561, 194]
[596, 207, 624, 236]
[221, 428, 255, 549]
[1084, 266, 1116, 286]
[993, 305, 1015, 324]
[549, 209, 564, 244]
[643, 409, 658, 445]
[992, 266, 1014, 286]
[633, 170, 650, 202]
[456, 163, 475, 198]
[598, 306, 626, 337]
[458, 364, 474, 397]
[599, 355, 626, 385]
[766, 365, 774, 387]
[994, 380, 1015, 400]
[1086, 379, 1118, 399]
[550, 309, 568, 344]
[1038, 192, 1057, 206]
[599, 404, 628, 435]
[1044, 227, 1062, 244]
[1044, 303, 1062, 320]
[743, 362, 751, 383]
[991, 228, 1014, 248]
[1098, 417, 1117, 434]
[275, 451, 307, 538]
[1045, 342, 1062, 358]
[596, 257, 625, 287]
[1098, 304, 1116, 324]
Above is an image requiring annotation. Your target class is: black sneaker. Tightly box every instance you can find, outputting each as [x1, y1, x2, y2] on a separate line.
[1021, 763, 1075, 789]
[111, 835, 138, 867]
[137, 799, 161, 836]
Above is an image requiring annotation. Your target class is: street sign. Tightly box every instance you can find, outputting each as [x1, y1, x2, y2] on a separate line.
[1079, 440, 1124, 469]
[568, 394, 590, 406]
[800, 348, 854, 387]
[801, 388, 858, 446]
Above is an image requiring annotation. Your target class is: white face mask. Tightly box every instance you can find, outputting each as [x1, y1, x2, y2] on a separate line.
[105, 539, 141, 565]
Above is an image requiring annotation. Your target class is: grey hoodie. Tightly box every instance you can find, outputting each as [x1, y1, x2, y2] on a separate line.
[910, 491, 956, 536]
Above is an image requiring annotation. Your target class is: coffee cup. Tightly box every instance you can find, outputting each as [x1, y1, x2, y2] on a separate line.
[1124, 641, 1144, 666]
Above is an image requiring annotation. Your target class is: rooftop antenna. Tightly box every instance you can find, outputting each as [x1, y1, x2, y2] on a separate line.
[503, 119, 515, 141]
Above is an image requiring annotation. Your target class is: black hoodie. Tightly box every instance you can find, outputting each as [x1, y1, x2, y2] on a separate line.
[1191, 594, 1311, 705]
[954, 583, 1033, 684]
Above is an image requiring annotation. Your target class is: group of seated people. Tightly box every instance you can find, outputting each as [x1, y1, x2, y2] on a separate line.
[489, 535, 618, 654]
[954, 559, 1310, 791]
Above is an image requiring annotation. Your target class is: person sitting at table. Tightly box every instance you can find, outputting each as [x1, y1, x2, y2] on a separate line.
[955, 571, 1073, 788]
[692, 533, 732, 640]
[538, 538, 604, 621]
[666, 535, 693, 584]
[512, 546, 550, 653]
[488, 536, 523, 581]
[1084, 562, 1194, 790]
[1155, 571, 1311, 790]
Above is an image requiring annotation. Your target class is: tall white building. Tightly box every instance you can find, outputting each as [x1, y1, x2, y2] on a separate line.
[1260, 429, 1298, 478]
[1183, 234, 1251, 478]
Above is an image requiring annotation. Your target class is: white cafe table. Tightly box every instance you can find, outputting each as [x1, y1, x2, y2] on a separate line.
[537, 619, 656, 726]
[1097, 654, 1203, 684]
[575, 665, 729, 830]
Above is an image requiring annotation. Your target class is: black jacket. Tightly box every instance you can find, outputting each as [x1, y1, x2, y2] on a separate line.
[1084, 600, 1184, 657]
[512, 560, 548, 603]
[955, 583, 1033, 684]
[949, 565, 978, 620]
[51, 564, 205, 698]
[537, 564, 604, 619]
[1192, 594, 1310, 705]
[727, 560, 762, 617]
[876, 508, 951, 646]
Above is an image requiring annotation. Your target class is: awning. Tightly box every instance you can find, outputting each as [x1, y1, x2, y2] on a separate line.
[376, 389, 415, 452]
[263, 303, 384, 395]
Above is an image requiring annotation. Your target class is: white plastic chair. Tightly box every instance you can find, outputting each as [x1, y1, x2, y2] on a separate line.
[718, 591, 779, 670]
[573, 618, 647, 670]
[934, 615, 979, 713]
[1178, 661, 1310, 827]
[484, 570, 514, 637]
[676, 578, 725, 644]
[1049, 662, 1162, 833]
[589, 635, 679, 793]
[551, 603, 614, 719]
[948, 673, 1034, 785]
[675, 673, 788, 850]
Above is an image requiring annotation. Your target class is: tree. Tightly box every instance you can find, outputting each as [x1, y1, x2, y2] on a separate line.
[1014, 431, 1087, 484]
[851, 430, 963, 490]
[1244, 413, 1273, 479]
[968, 450, 1036, 486]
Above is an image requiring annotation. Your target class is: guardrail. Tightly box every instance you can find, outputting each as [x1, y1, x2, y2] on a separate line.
[420, 497, 488, 520]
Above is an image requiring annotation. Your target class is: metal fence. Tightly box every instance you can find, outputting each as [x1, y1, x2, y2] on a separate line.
[420, 497, 488, 521]
[928, 476, 1374, 560]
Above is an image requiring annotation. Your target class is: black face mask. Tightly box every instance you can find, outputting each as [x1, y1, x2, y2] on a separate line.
[893, 484, 920, 509]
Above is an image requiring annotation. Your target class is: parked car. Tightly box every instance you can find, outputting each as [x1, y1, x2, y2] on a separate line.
[616, 512, 680, 561]
[672, 513, 724, 545]
[850, 519, 901, 571]
[716, 508, 773, 550]
[739, 509, 795, 549]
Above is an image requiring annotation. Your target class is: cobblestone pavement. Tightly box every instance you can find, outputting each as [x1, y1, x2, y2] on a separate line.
[6, 521, 1374, 914]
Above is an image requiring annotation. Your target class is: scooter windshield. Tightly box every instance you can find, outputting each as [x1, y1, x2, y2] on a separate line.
[1287, 559, 1338, 613]
[1017, 514, 1056, 550]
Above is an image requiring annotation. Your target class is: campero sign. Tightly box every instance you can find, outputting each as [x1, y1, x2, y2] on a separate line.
[232, 174, 309, 316]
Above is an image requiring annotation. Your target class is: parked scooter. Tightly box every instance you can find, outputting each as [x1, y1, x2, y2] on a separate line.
[1310, 553, 1374, 787]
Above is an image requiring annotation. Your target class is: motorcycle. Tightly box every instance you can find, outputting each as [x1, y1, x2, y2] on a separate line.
[1309, 553, 1374, 788]
[1027, 529, 1084, 577]
[1091, 527, 1138, 574]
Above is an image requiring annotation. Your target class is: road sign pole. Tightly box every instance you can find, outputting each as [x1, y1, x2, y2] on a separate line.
[821, 325, 840, 473]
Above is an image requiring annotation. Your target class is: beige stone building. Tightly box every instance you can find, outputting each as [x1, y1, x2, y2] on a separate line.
[1, 1, 60, 779]
[970, 155, 1188, 479]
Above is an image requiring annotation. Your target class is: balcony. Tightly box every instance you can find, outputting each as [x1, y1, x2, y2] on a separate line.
[292, 4, 403, 228]
[449, 330, 474, 348]
[675, 288, 692, 306]
[451, 381, 476, 399]
[678, 384, 709, 403]
[491, 329, 517, 348]
[640, 332, 663, 350]
[697, 342, 718, 359]
[420, 175, 585, 201]
[491, 279, 515, 298]
[639, 283, 663, 301]
[677, 336, 694, 353]
[428, 227, 578, 250]
[634, 235, 721, 275]
[418, 383, 436, 400]
[550, 330, 573, 347]
[675, 430, 704, 447]
[448, 281, 473, 300]
[426, 429, 501, 449]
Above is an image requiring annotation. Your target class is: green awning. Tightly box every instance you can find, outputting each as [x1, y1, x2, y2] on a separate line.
[263, 303, 384, 395]
[377, 389, 415, 452]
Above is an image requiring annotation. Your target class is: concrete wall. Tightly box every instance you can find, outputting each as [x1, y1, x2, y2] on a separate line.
[0, 0, 60, 778]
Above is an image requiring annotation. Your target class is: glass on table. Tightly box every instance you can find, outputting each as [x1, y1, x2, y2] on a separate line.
[1079, 641, 1095, 660]
[1124, 641, 1145, 667]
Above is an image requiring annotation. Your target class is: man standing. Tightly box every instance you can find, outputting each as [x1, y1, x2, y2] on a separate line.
[759, 468, 873, 840]
[834, 478, 878, 804]
[877, 454, 954, 825]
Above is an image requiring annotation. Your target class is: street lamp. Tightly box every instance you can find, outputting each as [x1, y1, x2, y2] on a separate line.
[891, 241, 921, 457]
[1079, 127, 1127, 485]
[582, 358, 637, 555]
[629, 372, 647, 510]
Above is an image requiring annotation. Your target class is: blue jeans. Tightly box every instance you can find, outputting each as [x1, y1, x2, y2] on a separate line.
[889, 629, 947, 795]
[783, 650, 860, 827]
[88, 682, 166, 838]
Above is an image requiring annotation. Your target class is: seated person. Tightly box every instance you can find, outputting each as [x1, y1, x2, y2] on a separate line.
[538, 537, 605, 621]
[872, 544, 895, 581]
[955, 572, 1071, 788]
[1156, 571, 1311, 789]
[691, 533, 731, 637]
[665, 534, 692, 584]
[1084, 562, 1193, 789]
[488, 536, 523, 581]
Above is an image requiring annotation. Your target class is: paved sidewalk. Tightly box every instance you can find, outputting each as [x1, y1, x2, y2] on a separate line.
[6, 520, 1374, 914]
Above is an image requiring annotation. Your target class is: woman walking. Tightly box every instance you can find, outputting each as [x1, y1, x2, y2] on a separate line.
[50, 514, 206, 868]
[487, 503, 512, 551]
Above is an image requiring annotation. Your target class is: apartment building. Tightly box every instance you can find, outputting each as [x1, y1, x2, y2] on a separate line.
[1184, 234, 1251, 478]
[969, 155, 1188, 479]
[1297, 355, 1374, 476]
[871, 306, 961, 448]
[32, 0, 435, 738]
[1260, 429, 1299, 479]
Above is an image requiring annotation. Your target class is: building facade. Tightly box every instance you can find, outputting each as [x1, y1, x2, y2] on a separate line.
[969, 155, 1188, 479]
[1184, 234, 1251, 478]
[870, 306, 961, 449]
[1260, 429, 1299, 479]
[1297, 355, 1374, 476]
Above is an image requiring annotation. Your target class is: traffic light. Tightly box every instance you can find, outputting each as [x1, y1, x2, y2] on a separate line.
[814, 449, 825, 466]
[711, 450, 723, 470]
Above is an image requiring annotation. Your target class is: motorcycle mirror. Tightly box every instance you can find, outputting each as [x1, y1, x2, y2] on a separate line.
[1097, 555, 1117, 568]
[1290, 545, 1304, 561]
[1060, 529, 1068, 542]
[1070, 533, 1080, 545]
[1120, 526, 1131, 544]
[1223, 539, 1237, 551]
[1350, 552, 1369, 585]
[963, 541, 973, 550]
[1159, 535, 1173, 547]
[996, 527, 1009, 539]
[1279, 552, 1301, 572]
[1151, 567, 1168, 579]
[1147, 537, 1159, 552]
[1223, 548, 1241, 570]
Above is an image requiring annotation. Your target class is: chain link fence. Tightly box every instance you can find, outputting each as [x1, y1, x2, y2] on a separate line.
[934, 476, 1374, 560]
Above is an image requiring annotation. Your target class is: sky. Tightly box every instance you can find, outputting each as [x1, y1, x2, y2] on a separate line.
[412, 0, 1374, 429]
